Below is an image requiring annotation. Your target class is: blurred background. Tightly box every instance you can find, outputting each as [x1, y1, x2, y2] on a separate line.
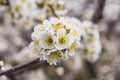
[0, 0, 120, 80]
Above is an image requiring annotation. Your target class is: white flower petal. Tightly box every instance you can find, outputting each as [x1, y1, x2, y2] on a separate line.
[38, 32, 55, 49]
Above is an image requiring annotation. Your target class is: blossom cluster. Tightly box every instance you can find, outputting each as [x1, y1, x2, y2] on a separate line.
[29, 17, 102, 65]
[4, 0, 38, 30]
[29, 17, 81, 65]
[36, 0, 67, 16]
[80, 21, 102, 62]
[1, 0, 67, 30]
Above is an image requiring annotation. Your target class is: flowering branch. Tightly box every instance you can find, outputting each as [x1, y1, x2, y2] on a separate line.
[0, 58, 47, 76]
[0, 0, 105, 77]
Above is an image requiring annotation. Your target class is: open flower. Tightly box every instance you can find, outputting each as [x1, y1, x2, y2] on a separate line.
[39, 32, 55, 49]
[55, 28, 74, 50]
[44, 49, 61, 65]
[70, 24, 81, 40]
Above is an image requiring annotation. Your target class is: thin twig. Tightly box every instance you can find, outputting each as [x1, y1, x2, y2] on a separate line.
[0, 58, 46, 76]
[0, 0, 9, 6]
[106, 14, 120, 40]
[91, 0, 106, 23]
[106, 21, 116, 40]
[48, 4, 58, 18]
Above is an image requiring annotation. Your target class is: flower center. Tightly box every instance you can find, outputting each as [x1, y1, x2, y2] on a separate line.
[66, 29, 70, 34]
[58, 35, 68, 45]
[48, 51, 60, 59]
[45, 36, 54, 45]
[34, 40, 39, 45]
[52, 23, 61, 32]
[83, 48, 88, 54]
[88, 38, 93, 43]
[84, 27, 88, 34]
[15, 5, 21, 13]
[28, 3, 33, 8]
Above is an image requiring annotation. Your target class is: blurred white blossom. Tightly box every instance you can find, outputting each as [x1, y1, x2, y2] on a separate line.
[23, 69, 47, 80]
[56, 67, 64, 76]
[80, 21, 102, 62]
[13, 47, 39, 63]
[103, 3, 120, 21]
[0, 61, 8, 80]
[2, 0, 67, 30]
[36, 0, 67, 16]
[65, 53, 82, 71]
[0, 75, 7, 80]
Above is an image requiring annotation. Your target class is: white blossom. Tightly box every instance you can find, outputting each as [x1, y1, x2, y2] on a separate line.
[38, 32, 55, 49]
[80, 21, 102, 62]
[44, 49, 61, 65]
[55, 28, 74, 50]
[29, 17, 82, 65]
[30, 17, 102, 64]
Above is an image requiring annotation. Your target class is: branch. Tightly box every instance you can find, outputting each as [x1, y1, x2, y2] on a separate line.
[0, 0, 9, 6]
[48, 4, 59, 18]
[0, 58, 47, 76]
[91, 0, 106, 23]
[106, 21, 116, 40]
[106, 14, 120, 40]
